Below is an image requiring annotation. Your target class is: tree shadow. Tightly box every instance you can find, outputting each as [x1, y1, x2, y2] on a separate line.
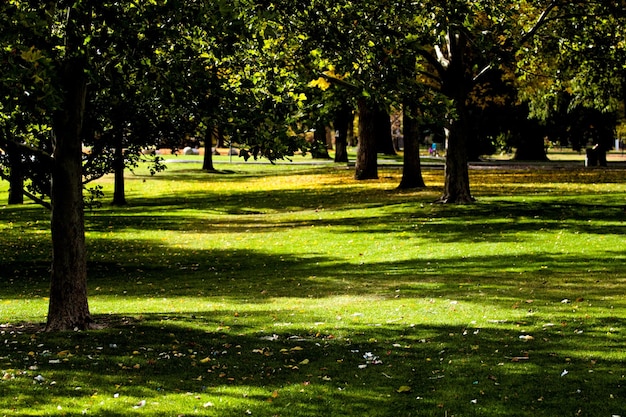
[2, 313, 626, 416]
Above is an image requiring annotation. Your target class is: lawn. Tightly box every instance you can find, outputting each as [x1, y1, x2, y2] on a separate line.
[0, 159, 625, 416]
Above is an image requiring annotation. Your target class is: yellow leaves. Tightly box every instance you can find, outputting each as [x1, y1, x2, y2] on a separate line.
[397, 385, 412, 393]
[308, 67, 350, 91]
[308, 77, 331, 91]
[20, 46, 44, 63]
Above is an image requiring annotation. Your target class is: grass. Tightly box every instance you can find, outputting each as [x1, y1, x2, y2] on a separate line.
[0, 159, 625, 416]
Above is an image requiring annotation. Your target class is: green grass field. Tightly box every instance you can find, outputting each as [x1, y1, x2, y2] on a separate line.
[1, 159, 625, 416]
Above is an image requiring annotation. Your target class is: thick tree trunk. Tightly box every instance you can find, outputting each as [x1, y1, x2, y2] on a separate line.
[333, 105, 351, 163]
[355, 98, 378, 180]
[437, 29, 474, 204]
[112, 132, 127, 206]
[439, 114, 474, 203]
[7, 141, 24, 205]
[46, 55, 92, 332]
[375, 108, 396, 155]
[398, 102, 425, 189]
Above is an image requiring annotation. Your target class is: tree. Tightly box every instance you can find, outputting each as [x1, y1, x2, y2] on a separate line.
[333, 104, 352, 163]
[355, 98, 380, 180]
[517, 1, 626, 160]
[398, 101, 426, 189]
[46, 3, 92, 331]
[1, 0, 202, 330]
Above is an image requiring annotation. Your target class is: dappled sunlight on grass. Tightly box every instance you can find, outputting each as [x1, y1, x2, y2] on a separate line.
[1, 163, 625, 416]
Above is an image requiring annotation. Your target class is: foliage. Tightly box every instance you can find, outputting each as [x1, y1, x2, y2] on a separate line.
[516, 1, 626, 119]
[1, 161, 625, 415]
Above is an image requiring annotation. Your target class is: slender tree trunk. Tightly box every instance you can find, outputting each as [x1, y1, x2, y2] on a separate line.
[112, 131, 127, 205]
[7, 141, 24, 205]
[202, 127, 216, 171]
[333, 105, 351, 163]
[347, 115, 356, 147]
[398, 102, 425, 189]
[215, 127, 225, 149]
[311, 123, 331, 159]
[375, 108, 396, 155]
[355, 98, 378, 180]
[46, 4, 92, 330]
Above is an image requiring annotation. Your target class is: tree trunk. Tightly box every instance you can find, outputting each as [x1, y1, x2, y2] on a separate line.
[202, 127, 216, 171]
[355, 98, 378, 180]
[398, 102, 425, 189]
[311, 124, 331, 159]
[46, 54, 92, 331]
[437, 29, 474, 204]
[333, 105, 351, 163]
[215, 127, 226, 149]
[7, 141, 24, 205]
[439, 119, 474, 203]
[112, 132, 127, 206]
[513, 121, 548, 161]
[375, 108, 396, 155]
[347, 115, 356, 146]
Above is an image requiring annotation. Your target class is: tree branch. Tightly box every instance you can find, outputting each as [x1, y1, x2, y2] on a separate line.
[0, 171, 51, 209]
[319, 72, 360, 90]
[520, 0, 563, 45]
[0, 134, 53, 164]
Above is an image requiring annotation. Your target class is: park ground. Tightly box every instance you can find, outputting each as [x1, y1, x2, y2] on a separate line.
[0, 154, 625, 416]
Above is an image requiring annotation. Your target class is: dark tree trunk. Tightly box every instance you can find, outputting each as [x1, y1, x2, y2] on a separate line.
[398, 102, 425, 189]
[514, 122, 549, 161]
[333, 105, 351, 163]
[439, 115, 474, 203]
[347, 114, 356, 146]
[375, 108, 396, 155]
[7, 141, 24, 205]
[112, 132, 127, 206]
[215, 127, 225, 149]
[355, 98, 378, 180]
[202, 127, 216, 171]
[46, 10, 92, 330]
[514, 137, 549, 161]
[437, 30, 474, 204]
[311, 123, 331, 159]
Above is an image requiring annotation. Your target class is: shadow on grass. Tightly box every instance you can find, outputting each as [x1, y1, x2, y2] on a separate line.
[1, 314, 625, 416]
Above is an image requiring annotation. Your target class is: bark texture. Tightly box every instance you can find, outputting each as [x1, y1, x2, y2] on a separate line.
[46, 55, 92, 332]
[437, 30, 474, 204]
[355, 99, 379, 180]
